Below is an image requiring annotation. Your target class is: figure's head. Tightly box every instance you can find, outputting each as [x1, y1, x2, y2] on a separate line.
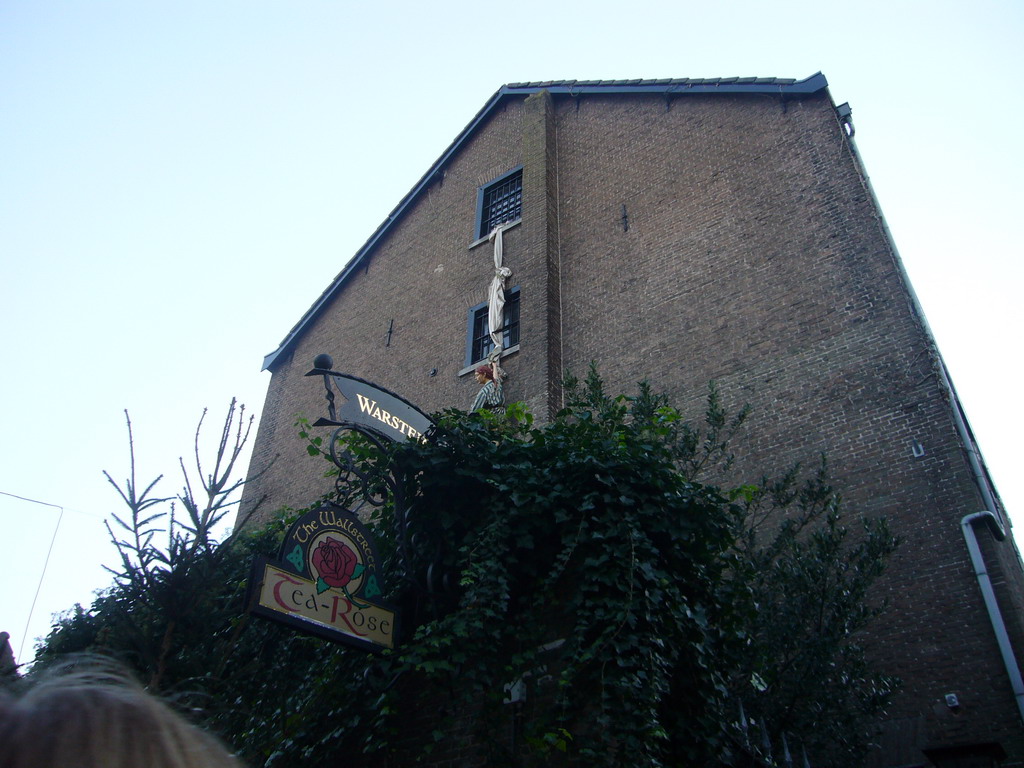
[0, 659, 243, 768]
[475, 365, 494, 384]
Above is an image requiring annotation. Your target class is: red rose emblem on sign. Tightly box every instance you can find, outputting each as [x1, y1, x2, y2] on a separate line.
[312, 537, 359, 590]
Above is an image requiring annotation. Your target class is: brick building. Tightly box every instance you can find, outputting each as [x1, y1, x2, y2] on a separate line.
[240, 74, 1024, 765]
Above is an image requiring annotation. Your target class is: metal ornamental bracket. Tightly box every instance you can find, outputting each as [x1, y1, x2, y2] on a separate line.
[248, 355, 449, 651]
[305, 355, 454, 598]
[308, 353, 433, 443]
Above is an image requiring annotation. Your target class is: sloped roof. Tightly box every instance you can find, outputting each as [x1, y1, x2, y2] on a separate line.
[263, 73, 829, 371]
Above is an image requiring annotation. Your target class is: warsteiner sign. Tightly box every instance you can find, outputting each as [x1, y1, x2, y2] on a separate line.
[248, 504, 398, 652]
[306, 367, 433, 444]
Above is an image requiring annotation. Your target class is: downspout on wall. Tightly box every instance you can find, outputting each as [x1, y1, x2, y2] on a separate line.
[836, 101, 1023, 726]
[961, 512, 1024, 724]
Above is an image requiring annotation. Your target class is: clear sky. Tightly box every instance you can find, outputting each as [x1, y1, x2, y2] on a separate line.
[2, 0, 1021, 665]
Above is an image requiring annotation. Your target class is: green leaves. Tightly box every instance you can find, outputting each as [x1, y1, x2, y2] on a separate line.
[725, 461, 900, 766]
[372, 370, 750, 766]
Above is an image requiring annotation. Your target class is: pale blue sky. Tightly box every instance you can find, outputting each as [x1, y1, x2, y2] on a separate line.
[2, 0, 1021, 664]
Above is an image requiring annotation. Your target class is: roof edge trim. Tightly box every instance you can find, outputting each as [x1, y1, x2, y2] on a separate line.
[500, 72, 827, 96]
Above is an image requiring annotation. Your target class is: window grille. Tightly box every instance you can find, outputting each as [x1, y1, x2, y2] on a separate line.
[477, 168, 522, 238]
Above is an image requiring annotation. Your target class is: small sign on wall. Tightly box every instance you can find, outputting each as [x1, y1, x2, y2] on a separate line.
[248, 504, 398, 652]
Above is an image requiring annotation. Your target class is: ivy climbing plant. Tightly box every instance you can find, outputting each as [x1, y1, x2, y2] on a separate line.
[370, 373, 742, 766]
[310, 368, 899, 767]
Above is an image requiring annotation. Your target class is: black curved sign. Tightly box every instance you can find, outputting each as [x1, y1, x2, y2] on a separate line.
[306, 368, 433, 443]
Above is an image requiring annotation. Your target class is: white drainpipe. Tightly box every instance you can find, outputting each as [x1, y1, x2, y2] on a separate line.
[960, 511, 1024, 724]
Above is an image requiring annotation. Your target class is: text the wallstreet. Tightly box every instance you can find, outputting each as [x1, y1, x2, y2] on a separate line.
[293, 508, 377, 574]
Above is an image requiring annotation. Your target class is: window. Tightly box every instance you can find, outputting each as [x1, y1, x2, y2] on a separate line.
[475, 167, 522, 239]
[466, 288, 520, 366]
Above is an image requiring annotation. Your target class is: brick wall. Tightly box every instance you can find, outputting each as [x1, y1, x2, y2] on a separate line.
[240, 86, 1024, 765]
[549, 90, 1023, 759]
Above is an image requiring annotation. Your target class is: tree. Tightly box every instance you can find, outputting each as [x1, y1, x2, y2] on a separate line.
[33, 374, 898, 768]
[721, 463, 899, 765]
[38, 400, 259, 686]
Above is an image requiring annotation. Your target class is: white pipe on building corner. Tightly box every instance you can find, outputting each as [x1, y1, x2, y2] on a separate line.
[960, 511, 1024, 724]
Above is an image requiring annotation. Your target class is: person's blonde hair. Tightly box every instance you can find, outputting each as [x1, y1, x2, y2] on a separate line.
[0, 660, 241, 768]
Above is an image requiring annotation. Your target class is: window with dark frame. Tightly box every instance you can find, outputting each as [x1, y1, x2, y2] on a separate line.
[466, 288, 520, 366]
[476, 167, 523, 239]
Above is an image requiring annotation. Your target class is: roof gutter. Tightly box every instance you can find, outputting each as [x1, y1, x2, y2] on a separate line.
[839, 103, 1022, 724]
[837, 103, 1005, 525]
[261, 73, 828, 371]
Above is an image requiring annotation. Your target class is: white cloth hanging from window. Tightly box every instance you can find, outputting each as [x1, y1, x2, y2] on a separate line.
[487, 224, 513, 359]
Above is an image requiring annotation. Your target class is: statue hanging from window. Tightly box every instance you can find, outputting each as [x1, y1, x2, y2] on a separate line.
[469, 223, 511, 414]
[471, 360, 504, 413]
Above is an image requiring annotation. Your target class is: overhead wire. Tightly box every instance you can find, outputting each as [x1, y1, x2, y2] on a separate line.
[0, 490, 89, 662]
